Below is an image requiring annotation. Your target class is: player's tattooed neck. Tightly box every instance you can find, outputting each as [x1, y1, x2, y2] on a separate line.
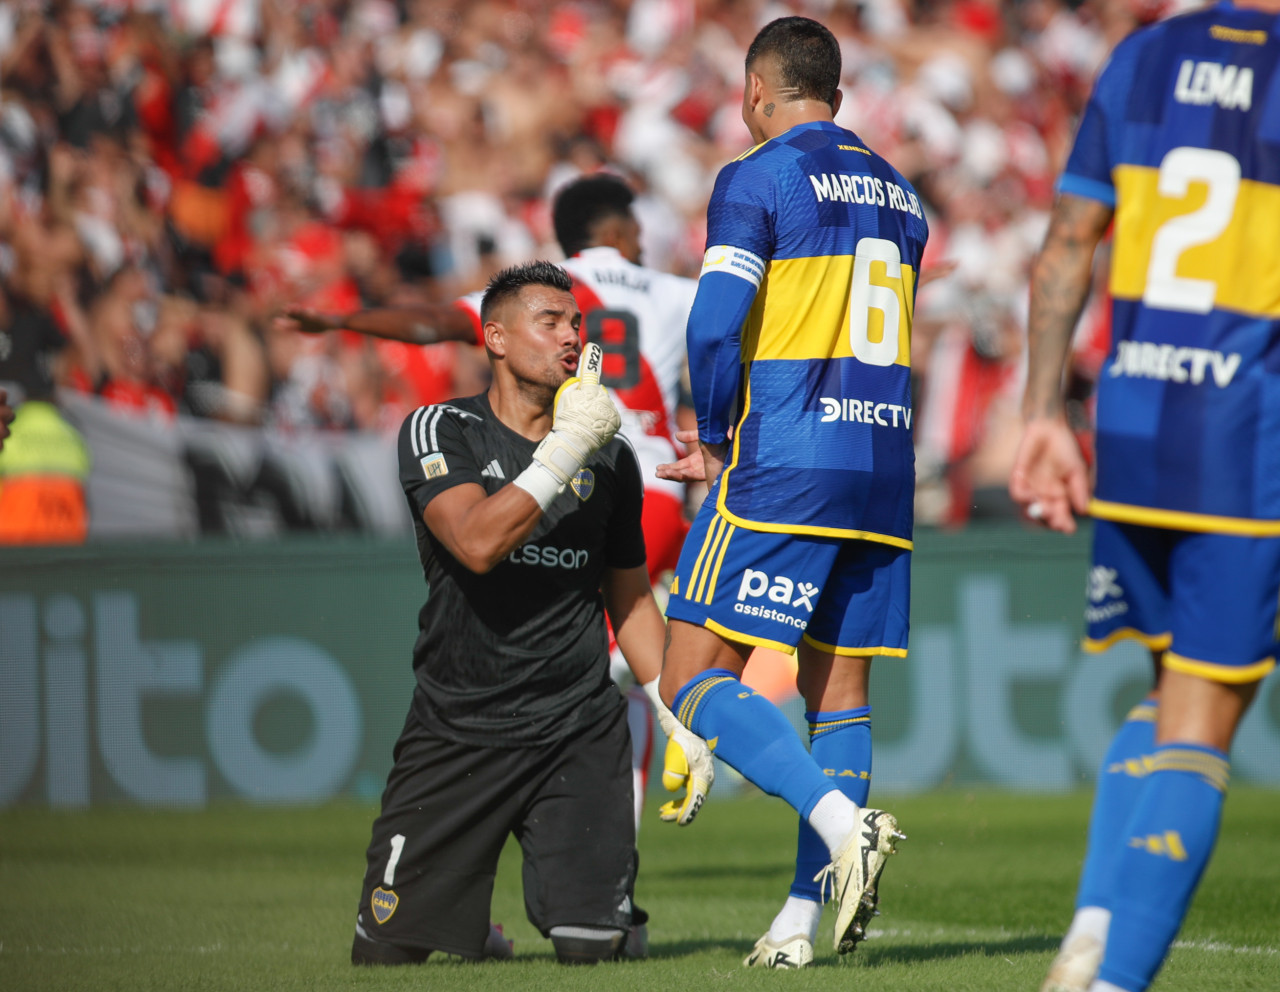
[763, 103, 775, 117]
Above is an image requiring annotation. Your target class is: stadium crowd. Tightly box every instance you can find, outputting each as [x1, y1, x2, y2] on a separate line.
[0, 0, 1175, 534]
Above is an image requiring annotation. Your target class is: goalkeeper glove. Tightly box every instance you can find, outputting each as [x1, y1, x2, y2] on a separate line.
[514, 343, 622, 510]
[642, 677, 714, 826]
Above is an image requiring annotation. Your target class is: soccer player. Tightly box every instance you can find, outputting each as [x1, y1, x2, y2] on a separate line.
[1009, 4, 1280, 991]
[350, 261, 713, 966]
[655, 17, 927, 967]
[284, 174, 697, 829]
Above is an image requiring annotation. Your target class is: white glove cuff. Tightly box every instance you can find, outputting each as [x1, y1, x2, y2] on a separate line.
[513, 461, 564, 512]
[642, 677, 678, 734]
[531, 429, 589, 485]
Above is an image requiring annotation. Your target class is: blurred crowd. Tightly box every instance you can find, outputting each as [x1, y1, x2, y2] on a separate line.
[0, 0, 1179, 533]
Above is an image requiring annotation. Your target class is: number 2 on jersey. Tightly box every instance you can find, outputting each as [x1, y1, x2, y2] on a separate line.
[1143, 147, 1240, 314]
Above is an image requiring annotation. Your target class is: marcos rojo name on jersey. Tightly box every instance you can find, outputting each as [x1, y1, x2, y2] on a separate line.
[808, 173, 924, 218]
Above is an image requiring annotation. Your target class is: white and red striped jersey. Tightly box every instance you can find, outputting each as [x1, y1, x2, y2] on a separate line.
[457, 246, 696, 502]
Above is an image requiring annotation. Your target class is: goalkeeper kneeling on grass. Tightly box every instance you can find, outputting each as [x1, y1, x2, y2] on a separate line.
[350, 261, 714, 967]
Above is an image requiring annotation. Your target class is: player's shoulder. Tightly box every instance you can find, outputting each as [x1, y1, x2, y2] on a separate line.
[713, 136, 789, 194]
[565, 247, 654, 293]
[597, 431, 641, 472]
[455, 290, 484, 317]
[716, 122, 865, 188]
[598, 432, 644, 492]
[569, 248, 696, 301]
[1106, 4, 1254, 70]
[399, 395, 488, 453]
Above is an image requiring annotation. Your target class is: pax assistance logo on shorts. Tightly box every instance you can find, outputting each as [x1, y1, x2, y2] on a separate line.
[1085, 565, 1128, 623]
[371, 886, 399, 924]
[733, 569, 819, 628]
[420, 452, 448, 480]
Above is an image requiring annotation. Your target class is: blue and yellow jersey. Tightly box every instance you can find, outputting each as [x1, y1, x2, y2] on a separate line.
[1060, 3, 1280, 534]
[688, 120, 928, 546]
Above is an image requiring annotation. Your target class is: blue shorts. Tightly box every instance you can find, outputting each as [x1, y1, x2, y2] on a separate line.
[664, 493, 910, 656]
[1086, 518, 1280, 684]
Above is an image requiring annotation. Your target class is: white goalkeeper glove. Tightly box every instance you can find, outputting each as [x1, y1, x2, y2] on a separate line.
[642, 677, 715, 826]
[514, 343, 622, 510]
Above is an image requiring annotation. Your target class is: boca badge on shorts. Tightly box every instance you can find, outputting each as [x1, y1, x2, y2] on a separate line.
[371, 886, 399, 924]
[571, 467, 595, 501]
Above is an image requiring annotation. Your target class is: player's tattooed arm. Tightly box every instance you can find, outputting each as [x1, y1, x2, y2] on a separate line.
[1023, 193, 1113, 421]
[1011, 193, 1110, 532]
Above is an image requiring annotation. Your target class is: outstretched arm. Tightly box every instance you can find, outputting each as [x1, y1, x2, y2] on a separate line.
[1009, 193, 1113, 533]
[280, 303, 478, 346]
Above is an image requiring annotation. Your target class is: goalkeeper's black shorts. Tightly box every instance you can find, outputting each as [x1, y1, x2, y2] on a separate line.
[354, 701, 637, 959]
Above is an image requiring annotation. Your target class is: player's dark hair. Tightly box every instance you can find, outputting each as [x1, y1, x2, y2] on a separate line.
[745, 16, 841, 107]
[480, 260, 574, 324]
[552, 174, 635, 258]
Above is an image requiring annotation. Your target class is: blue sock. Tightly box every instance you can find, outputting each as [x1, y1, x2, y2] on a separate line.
[673, 669, 835, 818]
[1076, 699, 1158, 910]
[1097, 743, 1229, 992]
[790, 707, 872, 902]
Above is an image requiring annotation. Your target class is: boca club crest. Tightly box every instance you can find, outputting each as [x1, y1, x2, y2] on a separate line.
[571, 468, 595, 501]
[371, 886, 399, 924]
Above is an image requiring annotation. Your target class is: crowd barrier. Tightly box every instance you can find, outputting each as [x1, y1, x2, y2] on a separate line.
[2, 525, 1278, 807]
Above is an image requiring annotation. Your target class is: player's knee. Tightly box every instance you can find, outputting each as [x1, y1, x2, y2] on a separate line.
[549, 925, 625, 964]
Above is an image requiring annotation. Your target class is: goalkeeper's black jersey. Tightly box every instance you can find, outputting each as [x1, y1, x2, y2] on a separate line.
[396, 392, 646, 747]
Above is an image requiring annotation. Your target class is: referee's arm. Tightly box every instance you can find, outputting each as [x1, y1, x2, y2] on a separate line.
[601, 564, 665, 685]
[422, 482, 547, 574]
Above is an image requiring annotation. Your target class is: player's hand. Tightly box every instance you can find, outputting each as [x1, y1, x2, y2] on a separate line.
[531, 343, 622, 484]
[657, 729, 715, 826]
[642, 677, 714, 826]
[1009, 416, 1091, 534]
[276, 306, 337, 335]
[656, 429, 705, 482]
[918, 259, 959, 287]
[655, 428, 731, 484]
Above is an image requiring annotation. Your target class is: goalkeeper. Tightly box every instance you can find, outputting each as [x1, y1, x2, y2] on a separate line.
[352, 261, 713, 967]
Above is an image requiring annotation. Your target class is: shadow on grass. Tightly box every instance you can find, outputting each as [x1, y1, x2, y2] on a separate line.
[857, 934, 1059, 966]
[646, 933, 1058, 967]
[640, 863, 793, 882]
[646, 939, 757, 959]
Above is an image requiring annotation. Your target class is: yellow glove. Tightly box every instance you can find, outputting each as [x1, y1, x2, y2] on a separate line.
[642, 678, 715, 826]
[534, 343, 621, 483]
[658, 734, 716, 825]
[515, 343, 621, 510]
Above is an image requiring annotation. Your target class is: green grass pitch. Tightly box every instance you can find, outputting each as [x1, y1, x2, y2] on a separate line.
[2, 790, 1276, 991]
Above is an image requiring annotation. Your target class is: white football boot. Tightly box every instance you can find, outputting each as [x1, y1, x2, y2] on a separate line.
[743, 932, 814, 969]
[816, 808, 904, 953]
[1040, 932, 1104, 992]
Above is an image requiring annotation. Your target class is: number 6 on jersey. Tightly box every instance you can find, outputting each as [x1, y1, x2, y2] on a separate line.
[849, 236, 911, 367]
